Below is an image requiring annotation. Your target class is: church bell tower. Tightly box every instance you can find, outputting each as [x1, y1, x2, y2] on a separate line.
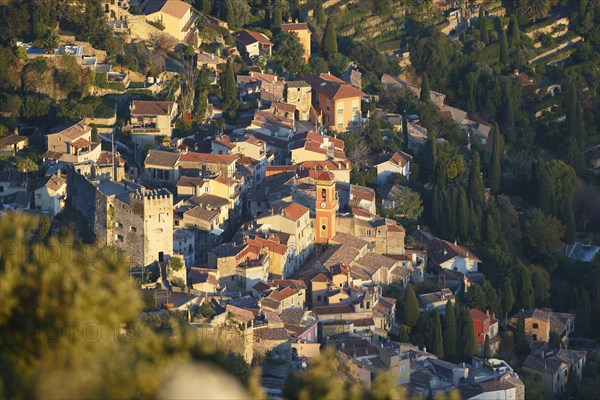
[315, 170, 337, 244]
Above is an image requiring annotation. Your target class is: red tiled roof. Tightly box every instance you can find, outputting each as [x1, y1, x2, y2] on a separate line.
[48, 120, 90, 140]
[233, 29, 273, 46]
[310, 273, 330, 283]
[70, 137, 91, 149]
[247, 236, 288, 255]
[470, 308, 489, 321]
[282, 202, 309, 221]
[268, 287, 299, 302]
[179, 151, 237, 164]
[160, 0, 191, 19]
[0, 135, 28, 147]
[184, 206, 219, 222]
[303, 73, 366, 100]
[177, 176, 206, 187]
[312, 304, 354, 315]
[316, 170, 335, 181]
[281, 22, 310, 31]
[387, 223, 406, 232]
[145, 150, 180, 168]
[253, 326, 289, 341]
[299, 160, 351, 171]
[214, 175, 237, 186]
[96, 151, 125, 166]
[226, 304, 254, 323]
[271, 102, 296, 114]
[130, 100, 175, 116]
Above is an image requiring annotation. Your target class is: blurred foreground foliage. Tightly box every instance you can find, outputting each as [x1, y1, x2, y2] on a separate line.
[0, 214, 460, 399]
[0, 214, 255, 399]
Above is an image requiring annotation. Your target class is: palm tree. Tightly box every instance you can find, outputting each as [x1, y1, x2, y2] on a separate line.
[525, 0, 549, 22]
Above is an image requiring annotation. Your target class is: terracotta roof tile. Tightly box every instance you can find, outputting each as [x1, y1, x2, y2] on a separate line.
[281, 23, 310, 31]
[233, 29, 273, 46]
[96, 151, 125, 166]
[130, 100, 176, 116]
[282, 202, 309, 221]
[145, 150, 180, 168]
[179, 151, 237, 164]
[48, 120, 90, 140]
[177, 176, 206, 187]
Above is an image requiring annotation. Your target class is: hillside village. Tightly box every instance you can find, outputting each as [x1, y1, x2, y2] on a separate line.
[1, 0, 600, 399]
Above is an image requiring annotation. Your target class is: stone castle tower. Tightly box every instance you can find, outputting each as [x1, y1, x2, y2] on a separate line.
[98, 185, 173, 267]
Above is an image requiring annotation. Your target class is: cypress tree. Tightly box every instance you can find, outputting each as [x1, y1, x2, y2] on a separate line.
[321, 18, 338, 59]
[566, 87, 584, 172]
[468, 152, 484, 209]
[468, 203, 482, 242]
[517, 265, 534, 309]
[501, 278, 515, 316]
[515, 317, 530, 356]
[444, 300, 457, 360]
[508, 16, 520, 48]
[479, 8, 489, 44]
[579, 0, 588, 14]
[457, 187, 469, 241]
[433, 186, 445, 230]
[399, 324, 410, 342]
[561, 198, 576, 243]
[272, 8, 282, 33]
[420, 72, 431, 102]
[314, 0, 325, 27]
[447, 188, 458, 240]
[464, 307, 477, 358]
[199, 0, 212, 15]
[485, 212, 498, 247]
[402, 284, 420, 328]
[225, 0, 236, 29]
[423, 130, 437, 180]
[484, 334, 492, 358]
[457, 306, 477, 359]
[538, 167, 556, 216]
[222, 59, 238, 113]
[488, 123, 502, 194]
[433, 311, 445, 359]
[500, 28, 509, 66]
[570, 94, 585, 173]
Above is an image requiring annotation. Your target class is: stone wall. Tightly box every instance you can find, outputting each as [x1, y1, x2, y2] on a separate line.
[67, 169, 99, 240]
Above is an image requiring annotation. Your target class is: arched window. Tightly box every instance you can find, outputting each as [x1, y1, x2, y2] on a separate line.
[321, 188, 326, 199]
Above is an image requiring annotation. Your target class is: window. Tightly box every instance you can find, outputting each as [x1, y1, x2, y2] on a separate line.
[116, 222, 123, 228]
[322, 188, 326, 199]
[533, 323, 539, 329]
[131, 226, 137, 232]
[321, 225, 326, 231]
[0, 186, 3, 193]
[337, 122, 343, 129]
[366, 230, 371, 236]
[317, 296, 321, 301]
[116, 235, 124, 242]
[337, 107, 343, 115]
